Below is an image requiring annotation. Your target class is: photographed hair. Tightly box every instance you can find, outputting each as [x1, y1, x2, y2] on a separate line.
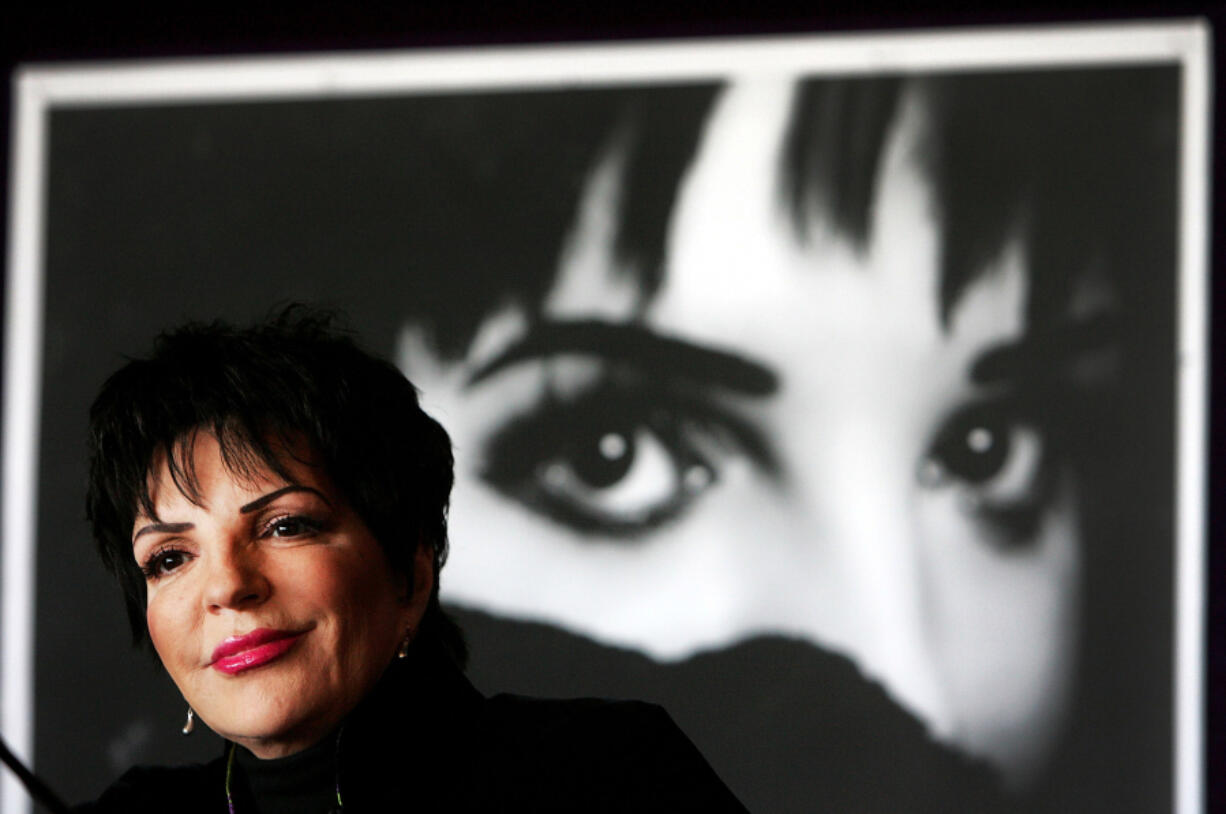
[393, 70, 1173, 361]
[86, 304, 465, 665]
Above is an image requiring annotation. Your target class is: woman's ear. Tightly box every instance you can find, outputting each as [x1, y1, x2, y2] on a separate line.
[402, 540, 435, 623]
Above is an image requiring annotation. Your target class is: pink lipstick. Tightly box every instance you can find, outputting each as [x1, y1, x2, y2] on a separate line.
[210, 628, 303, 675]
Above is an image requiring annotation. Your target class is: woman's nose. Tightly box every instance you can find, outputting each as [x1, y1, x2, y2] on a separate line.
[202, 545, 270, 611]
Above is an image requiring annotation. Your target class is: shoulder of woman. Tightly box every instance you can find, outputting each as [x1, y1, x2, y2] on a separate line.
[480, 695, 749, 811]
[72, 758, 227, 814]
[484, 694, 677, 739]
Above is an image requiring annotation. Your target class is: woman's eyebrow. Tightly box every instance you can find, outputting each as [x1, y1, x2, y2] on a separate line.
[969, 314, 1120, 386]
[131, 486, 331, 543]
[132, 522, 193, 545]
[239, 485, 331, 514]
[464, 319, 779, 395]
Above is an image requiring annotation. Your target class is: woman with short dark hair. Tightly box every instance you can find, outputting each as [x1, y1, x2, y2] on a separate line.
[76, 305, 747, 812]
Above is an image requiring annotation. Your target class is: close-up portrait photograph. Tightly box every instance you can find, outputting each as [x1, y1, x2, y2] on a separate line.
[0, 11, 1214, 814]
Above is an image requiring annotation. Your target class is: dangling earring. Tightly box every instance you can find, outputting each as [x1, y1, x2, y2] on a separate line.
[396, 627, 413, 659]
[181, 707, 195, 736]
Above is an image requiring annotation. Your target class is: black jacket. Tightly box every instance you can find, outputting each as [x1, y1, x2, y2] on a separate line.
[75, 645, 748, 813]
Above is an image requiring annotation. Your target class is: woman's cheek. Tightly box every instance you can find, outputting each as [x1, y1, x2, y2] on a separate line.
[915, 476, 1080, 784]
[146, 589, 191, 671]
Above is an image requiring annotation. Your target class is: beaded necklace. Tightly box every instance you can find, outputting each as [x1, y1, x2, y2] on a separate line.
[223, 726, 346, 814]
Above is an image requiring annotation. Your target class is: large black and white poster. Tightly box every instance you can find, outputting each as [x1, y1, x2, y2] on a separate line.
[2, 23, 1210, 813]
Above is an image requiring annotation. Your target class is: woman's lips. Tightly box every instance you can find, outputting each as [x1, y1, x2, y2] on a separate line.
[210, 628, 304, 675]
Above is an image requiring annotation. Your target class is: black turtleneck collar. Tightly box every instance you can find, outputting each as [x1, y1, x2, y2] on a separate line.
[233, 734, 339, 814]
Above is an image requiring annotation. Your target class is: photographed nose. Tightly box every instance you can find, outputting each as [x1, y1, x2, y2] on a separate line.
[818, 430, 955, 740]
[203, 546, 270, 611]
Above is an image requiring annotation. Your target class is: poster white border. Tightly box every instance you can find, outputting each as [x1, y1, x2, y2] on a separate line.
[3, 20, 1210, 814]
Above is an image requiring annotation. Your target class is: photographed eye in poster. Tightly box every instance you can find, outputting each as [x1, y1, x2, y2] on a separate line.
[2, 22, 1209, 814]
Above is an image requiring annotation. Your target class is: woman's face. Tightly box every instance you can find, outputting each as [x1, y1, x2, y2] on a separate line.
[401, 79, 1080, 782]
[133, 433, 430, 758]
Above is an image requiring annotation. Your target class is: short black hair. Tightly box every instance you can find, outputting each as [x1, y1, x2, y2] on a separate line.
[780, 69, 1176, 328]
[86, 304, 465, 666]
[396, 70, 1174, 360]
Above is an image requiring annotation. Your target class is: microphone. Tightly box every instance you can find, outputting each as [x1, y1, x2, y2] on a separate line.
[0, 733, 71, 814]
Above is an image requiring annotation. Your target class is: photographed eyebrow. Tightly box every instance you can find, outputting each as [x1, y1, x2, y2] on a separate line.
[465, 319, 779, 395]
[132, 522, 193, 545]
[239, 485, 331, 515]
[969, 314, 1120, 386]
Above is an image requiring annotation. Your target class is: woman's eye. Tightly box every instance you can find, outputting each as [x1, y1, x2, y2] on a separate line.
[478, 386, 769, 538]
[919, 401, 1049, 539]
[140, 548, 190, 580]
[264, 515, 321, 538]
[537, 425, 710, 526]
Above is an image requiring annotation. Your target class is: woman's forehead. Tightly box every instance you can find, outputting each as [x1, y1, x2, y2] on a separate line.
[139, 430, 325, 518]
[544, 78, 958, 327]
[542, 78, 1010, 333]
[400, 76, 1040, 409]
